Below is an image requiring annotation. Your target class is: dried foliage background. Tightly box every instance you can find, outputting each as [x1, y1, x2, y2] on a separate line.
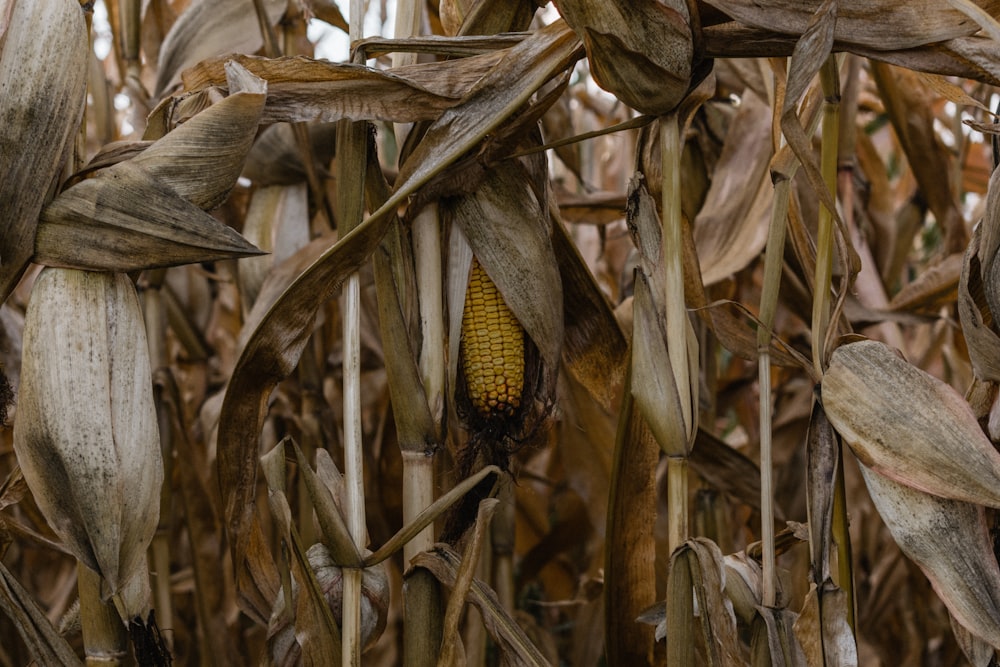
[2, 0, 1000, 665]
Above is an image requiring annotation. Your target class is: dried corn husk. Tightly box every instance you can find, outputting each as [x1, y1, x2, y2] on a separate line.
[822, 339, 1000, 507]
[36, 61, 267, 272]
[13, 268, 162, 620]
[859, 463, 1000, 651]
[553, 0, 698, 114]
[0, 0, 88, 303]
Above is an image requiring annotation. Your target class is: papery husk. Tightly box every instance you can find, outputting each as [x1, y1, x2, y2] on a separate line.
[553, 0, 699, 114]
[13, 268, 162, 618]
[154, 0, 286, 96]
[0, 0, 88, 304]
[859, 463, 1000, 651]
[36, 61, 267, 273]
[703, 0, 1000, 51]
[822, 339, 1000, 507]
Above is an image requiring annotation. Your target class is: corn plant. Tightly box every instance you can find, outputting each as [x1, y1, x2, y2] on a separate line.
[3, 0, 1000, 665]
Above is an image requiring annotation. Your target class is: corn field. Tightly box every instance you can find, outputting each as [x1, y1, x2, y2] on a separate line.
[4, 0, 1000, 665]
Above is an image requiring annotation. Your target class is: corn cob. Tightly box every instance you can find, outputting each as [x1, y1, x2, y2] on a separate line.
[460, 257, 524, 420]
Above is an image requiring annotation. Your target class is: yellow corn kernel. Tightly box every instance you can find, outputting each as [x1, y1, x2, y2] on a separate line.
[460, 257, 524, 419]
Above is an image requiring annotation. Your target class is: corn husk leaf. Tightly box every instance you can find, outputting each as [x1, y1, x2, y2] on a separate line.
[0, 560, 81, 666]
[693, 90, 773, 286]
[792, 582, 858, 667]
[13, 269, 162, 616]
[806, 404, 837, 582]
[445, 159, 563, 397]
[239, 183, 310, 313]
[37, 161, 263, 272]
[261, 442, 343, 666]
[553, 0, 695, 115]
[750, 606, 807, 667]
[604, 366, 658, 665]
[0, 0, 88, 304]
[37, 62, 267, 272]
[136, 61, 267, 209]
[154, 0, 285, 96]
[703, 0, 1000, 50]
[822, 339, 1000, 507]
[859, 462, 1000, 651]
[411, 545, 551, 667]
[551, 203, 628, 411]
[625, 176, 697, 455]
[959, 224, 1000, 382]
[887, 252, 962, 315]
[666, 538, 743, 666]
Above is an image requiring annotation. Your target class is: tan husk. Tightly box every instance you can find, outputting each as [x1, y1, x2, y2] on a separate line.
[859, 463, 1000, 651]
[822, 339, 1000, 507]
[0, 0, 88, 303]
[13, 268, 162, 620]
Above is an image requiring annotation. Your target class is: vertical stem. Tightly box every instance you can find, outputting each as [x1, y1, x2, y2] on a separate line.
[665, 458, 689, 553]
[342, 275, 364, 667]
[341, 5, 366, 665]
[811, 57, 841, 376]
[78, 564, 127, 665]
[833, 450, 856, 630]
[142, 271, 174, 649]
[659, 115, 691, 437]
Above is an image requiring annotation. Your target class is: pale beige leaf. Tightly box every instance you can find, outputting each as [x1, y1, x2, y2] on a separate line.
[822, 339, 1000, 507]
[860, 463, 1000, 650]
[239, 183, 310, 312]
[703, 0, 1000, 50]
[13, 269, 162, 604]
[554, 0, 695, 114]
[137, 61, 267, 210]
[0, 0, 88, 303]
[793, 583, 858, 667]
[154, 0, 285, 96]
[37, 160, 264, 272]
[693, 90, 773, 286]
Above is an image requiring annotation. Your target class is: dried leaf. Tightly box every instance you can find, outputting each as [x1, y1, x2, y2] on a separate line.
[860, 463, 1000, 650]
[693, 90, 773, 286]
[959, 226, 1000, 382]
[154, 0, 285, 96]
[0, 0, 88, 303]
[805, 405, 837, 581]
[822, 339, 1000, 507]
[0, 561, 81, 666]
[666, 538, 743, 666]
[704, 0, 1000, 50]
[793, 582, 858, 667]
[412, 545, 551, 667]
[553, 0, 695, 114]
[37, 161, 264, 272]
[14, 269, 162, 617]
[605, 369, 658, 665]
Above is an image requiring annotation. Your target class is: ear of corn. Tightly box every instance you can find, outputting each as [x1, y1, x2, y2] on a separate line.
[460, 257, 525, 421]
[13, 268, 162, 622]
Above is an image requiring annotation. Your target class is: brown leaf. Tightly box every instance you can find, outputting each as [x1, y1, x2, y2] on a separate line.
[704, 0, 1000, 50]
[154, 0, 285, 96]
[0, 561, 81, 667]
[0, 0, 88, 304]
[37, 161, 262, 272]
[822, 339, 1000, 507]
[792, 582, 858, 667]
[554, 0, 696, 114]
[860, 463, 1000, 651]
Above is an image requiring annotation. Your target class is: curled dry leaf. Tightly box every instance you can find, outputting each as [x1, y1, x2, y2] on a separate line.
[959, 225, 1000, 382]
[703, 0, 1000, 51]
[37, 62, 267, 272]
[13, 269, 162, 619]
[0, 0, 88, 304]
[154, 0, 285, 96]
[859, 463, 1000, 651]
[822, 339, 1000, 507]
[553, 0, 698, 114]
